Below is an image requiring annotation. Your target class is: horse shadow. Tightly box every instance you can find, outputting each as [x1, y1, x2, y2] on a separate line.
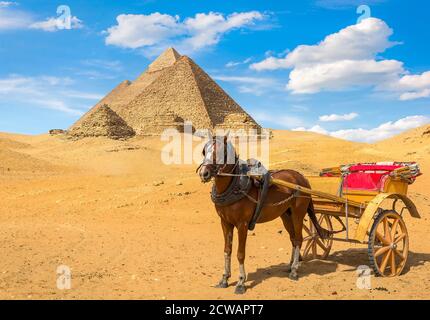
[246, 249, 430, 289]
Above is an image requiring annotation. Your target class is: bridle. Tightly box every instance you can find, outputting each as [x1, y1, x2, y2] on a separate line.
[196, 140, 239, 179]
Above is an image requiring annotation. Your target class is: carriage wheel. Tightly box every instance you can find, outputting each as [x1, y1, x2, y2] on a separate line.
[302, 214, 333, 261]
[368, 210, 409, 277]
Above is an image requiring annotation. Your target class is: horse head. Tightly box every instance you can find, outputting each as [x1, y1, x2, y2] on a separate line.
[197, 135, 237, 183]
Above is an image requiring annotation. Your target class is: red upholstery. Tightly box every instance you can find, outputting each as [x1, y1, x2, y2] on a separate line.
[348, 164, 402, 172]
[343, 172, 388, 191]
[320, 162, 420, 191]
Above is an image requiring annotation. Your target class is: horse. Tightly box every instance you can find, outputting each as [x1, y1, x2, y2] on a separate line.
[197, 135, 330, 294]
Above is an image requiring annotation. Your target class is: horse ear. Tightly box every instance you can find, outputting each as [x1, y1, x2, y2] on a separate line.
[224, 130, 230, 143]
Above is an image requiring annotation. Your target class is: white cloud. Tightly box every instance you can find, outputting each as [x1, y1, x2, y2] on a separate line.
[105, 13, 181, 49]
[183, 12, 264, 50]
[105, 11, 265, 54]
[81, 59, 123, 72]
[0, 1, 16, 7]
[226, 57, 252, 68]
[290, 105, 309, 112]
[287, 59, 403, 94]
[251, 18, 397, 71]
[319, 112, 358, 122]
[294, 115, 429, 142]
[251, 18, 430, 101]
[213, 75, 274, 85]
[400, 89, 430, 101]
[60, 90, 104, 100]
[0, 2, 32, 30]
[0, 75, 102, 116]
[30, 15, 83, 32]
[252, 111, 306, 128]
[396, 71, 430, 100]
[293, 125, 328, 135]
[70, 59, 124, 80]
[0, 3, 83, 32]
[213, 75, 278, 96]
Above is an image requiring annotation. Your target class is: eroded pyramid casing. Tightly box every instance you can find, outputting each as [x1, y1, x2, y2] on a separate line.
[70, 47, 261, 137]
[121, 56, 261, 135]
[69, 104, 135, 139]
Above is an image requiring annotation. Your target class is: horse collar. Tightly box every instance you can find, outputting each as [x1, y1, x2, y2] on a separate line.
[210, 162, 252, 207]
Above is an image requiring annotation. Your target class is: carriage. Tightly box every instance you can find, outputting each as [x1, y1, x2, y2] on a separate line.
[270, 162, 422, 277]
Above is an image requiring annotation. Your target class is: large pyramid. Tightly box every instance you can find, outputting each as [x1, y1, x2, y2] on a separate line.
[70, 48, 261, 137]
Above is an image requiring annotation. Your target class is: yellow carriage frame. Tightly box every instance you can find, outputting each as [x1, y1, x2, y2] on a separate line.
[270, 165, 421, 277]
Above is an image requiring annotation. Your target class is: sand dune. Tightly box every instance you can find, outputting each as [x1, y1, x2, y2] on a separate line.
[0, 128, 429, 299]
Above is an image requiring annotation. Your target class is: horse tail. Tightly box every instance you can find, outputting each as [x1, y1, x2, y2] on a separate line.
[307, 200, 331, 239]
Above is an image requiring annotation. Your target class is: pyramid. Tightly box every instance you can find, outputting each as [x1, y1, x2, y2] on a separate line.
[143, 47, 181, 74]
[71, 80, 132, 129]
[70, 48, 181, 133]
[69, 104, 135, 139]
[70, 47, 261, 137]
[111, 48, 182, 119]
[120, 56, 261, 135]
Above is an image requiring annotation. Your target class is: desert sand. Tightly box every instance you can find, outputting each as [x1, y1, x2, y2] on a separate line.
[0, 126, 429, 300]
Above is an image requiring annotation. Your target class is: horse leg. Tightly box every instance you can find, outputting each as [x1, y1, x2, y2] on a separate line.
[281, 210, 295, 273]
[234, 223, 248, 294]
[288, 201, 307, 281]
[215, 218, 233, 288]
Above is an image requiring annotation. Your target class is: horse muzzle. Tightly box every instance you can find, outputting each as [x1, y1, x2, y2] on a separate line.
[198, 165, 213, 183]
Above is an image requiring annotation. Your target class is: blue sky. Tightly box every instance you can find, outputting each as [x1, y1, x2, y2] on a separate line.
[0, 0, 429, 142]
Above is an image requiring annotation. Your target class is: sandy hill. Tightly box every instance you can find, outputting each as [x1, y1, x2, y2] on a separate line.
[375, 124, 430, 165]
[377, 124, 430, 152]
[69, 48, 260, 138]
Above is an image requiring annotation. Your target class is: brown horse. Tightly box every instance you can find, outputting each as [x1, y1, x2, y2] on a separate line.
[197, 136, 329, 294]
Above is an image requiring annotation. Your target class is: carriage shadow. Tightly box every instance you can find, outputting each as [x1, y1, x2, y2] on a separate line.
[246, 248, 429, 289]
[327, 248, 430, 273]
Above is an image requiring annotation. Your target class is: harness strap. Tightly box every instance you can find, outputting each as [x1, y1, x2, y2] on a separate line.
[248, 172, 271, 231]
[241, 191, 297, 207]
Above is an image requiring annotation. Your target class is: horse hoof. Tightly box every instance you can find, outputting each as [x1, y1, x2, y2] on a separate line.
[289, 272, 298, 281]
[234, 285, 246, 295]
[215, 281, 228, 288]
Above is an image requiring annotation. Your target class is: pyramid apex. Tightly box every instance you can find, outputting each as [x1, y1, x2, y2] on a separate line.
[147, 47, 182, 73]
[165, 47, 180, 54]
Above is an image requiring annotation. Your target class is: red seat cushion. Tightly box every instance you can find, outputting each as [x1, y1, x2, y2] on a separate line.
[322, 162, 420, 191]
[343, 172, 387, 191]
[348, 164, 402, 172]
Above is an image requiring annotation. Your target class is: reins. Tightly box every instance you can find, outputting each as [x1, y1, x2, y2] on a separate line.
[241, 190, 298, 207]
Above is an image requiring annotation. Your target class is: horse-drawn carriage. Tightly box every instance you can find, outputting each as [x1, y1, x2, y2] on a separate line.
[198, 137, 422, 293]
[272, 162, 422, 277]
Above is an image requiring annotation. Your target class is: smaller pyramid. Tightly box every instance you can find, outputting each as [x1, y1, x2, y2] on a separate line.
[69, 104, 135, 139]
[71, 80, 132, 130]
